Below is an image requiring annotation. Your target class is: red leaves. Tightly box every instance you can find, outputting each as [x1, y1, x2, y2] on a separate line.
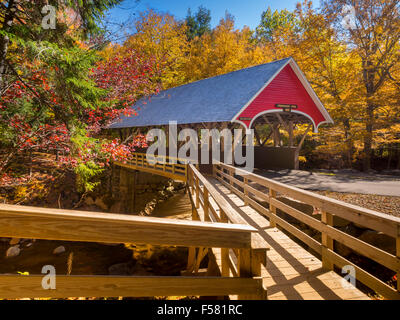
[92, 48, 162, 112]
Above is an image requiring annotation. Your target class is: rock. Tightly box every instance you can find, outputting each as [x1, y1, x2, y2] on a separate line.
[53, 246, 66, 255]
[6, 245, 21, 258]
[277, 197, 314, 215]
[359, 230, 396, 255]
[276, 197, 315, 226]
[108, 261, 137, 275]
[333, 224, 366, 258]
[335, 242, 353, 258]
[94, 198, 108, 211]
[9, 238, 20, 245]
[333, 215, 350, 228]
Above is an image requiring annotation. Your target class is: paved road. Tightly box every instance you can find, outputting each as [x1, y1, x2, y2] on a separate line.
[255, 169, 400, 196]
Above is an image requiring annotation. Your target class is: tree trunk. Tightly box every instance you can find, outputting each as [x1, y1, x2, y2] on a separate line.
[363, 94, 375, 171]
[343, 118, 353, 167]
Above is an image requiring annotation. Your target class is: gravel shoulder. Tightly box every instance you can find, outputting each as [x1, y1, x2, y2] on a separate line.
[313, 190, 400, 218]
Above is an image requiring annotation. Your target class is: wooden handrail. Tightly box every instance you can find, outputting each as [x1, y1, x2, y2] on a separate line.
[187, 164, 268, 299]
[0, 275, 262, 299]
[214, 162, 400, 300]
[189, 164, 246, 225]
[0, 203, 256, 249]
[217, 163, 400, 236]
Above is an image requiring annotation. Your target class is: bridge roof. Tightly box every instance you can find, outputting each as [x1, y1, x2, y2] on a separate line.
[109, 57, 333, 132]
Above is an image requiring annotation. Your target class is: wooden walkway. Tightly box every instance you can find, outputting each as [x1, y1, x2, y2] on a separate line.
[112, 156, 400, 300]
[206, 177, 369, 300]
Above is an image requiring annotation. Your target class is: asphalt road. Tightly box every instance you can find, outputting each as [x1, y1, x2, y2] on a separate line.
[255, 169, 400, 196]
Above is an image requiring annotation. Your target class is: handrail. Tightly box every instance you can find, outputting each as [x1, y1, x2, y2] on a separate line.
[114, 152, 188, 182]
[188, 164, 246, 225]
[218, 163, 400, 236]
[186, 164, 268, 299]
[0, 203, 256, 249]
[214, 162, 400, 300]
[0, 201, 265, 299]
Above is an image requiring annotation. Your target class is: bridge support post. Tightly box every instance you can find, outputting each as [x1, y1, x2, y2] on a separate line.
[204, 189, 210, 221]
[220, 209, 230, 277]
[195, 177, 200, 209]
[269, 189, 277, 228]
[321, 211, 334, 270]
[238, 248, 266, 300]
[244, 178, 249, 206]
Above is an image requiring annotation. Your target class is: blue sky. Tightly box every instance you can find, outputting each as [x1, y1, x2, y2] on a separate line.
[107, 0, 302, 30]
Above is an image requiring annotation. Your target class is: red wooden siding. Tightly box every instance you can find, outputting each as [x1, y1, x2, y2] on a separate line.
[235, 64, 326, 129]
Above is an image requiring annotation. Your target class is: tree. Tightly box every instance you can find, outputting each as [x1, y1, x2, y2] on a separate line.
[123, 10, 189, 89]
[184, 12, 265, 82]
[0, 1, 160, 191]
[255, 7, 298, 43]
[322, 0, 400, 171]
[186, 6, 212, 40]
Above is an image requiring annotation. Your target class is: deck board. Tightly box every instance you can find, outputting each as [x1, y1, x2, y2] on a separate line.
[206, 177, 370, 300]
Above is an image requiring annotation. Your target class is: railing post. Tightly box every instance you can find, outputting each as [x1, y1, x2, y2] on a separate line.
[238, 248, 265, 300]
[321, 211, 334, 270]
[204, 188, 210, 222]
[269, 188, 277, 228]
[220, 209, 230, 277]
[244, 178, 249, 206]
[229, 169, 234, 188]
[195, 177, 200, 209]
[187, 199, 200, 273]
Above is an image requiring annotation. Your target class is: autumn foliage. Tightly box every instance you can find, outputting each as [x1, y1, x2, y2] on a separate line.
[0, 0, 399, 193]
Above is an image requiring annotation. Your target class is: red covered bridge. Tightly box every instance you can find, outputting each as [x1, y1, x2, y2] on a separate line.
[110, 57, 333, 169]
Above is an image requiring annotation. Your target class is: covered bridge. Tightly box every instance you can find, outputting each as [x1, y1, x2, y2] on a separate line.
[110, 57, 333, 170]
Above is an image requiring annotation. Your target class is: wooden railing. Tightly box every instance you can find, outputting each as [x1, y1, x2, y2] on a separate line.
[214, 162, 400, 300]
[187, 164, 268, 299]
[0, 203, 264, 299]
[114, 153, 188, 182]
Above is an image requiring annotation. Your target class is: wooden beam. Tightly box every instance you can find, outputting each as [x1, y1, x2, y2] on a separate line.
[275, 113, 289, 132]
[0, 204, 256, 249]
[288, 121, 294, 147]
[0, 275, 262, 299]
[217, 162, 400, 238]
[253, 126, 262, 146]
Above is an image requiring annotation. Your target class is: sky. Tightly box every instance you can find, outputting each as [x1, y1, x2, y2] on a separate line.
[106, 0, 303, 30]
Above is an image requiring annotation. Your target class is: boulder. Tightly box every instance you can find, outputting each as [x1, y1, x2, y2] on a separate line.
[94, 198, 108, 211]
[108, 261, 137, 276]
[84, 196, 95, 206]
[359, 230, 396, 255]
[334, 224, 364, 258]
[334, 242, 353, 258]
[275, 197, 318, 229]
[332, 215, 350, 228]
[6, 245, 21, 258]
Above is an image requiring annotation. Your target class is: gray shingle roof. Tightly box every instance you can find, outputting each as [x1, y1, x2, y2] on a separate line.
[109, 58, 291, 129]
